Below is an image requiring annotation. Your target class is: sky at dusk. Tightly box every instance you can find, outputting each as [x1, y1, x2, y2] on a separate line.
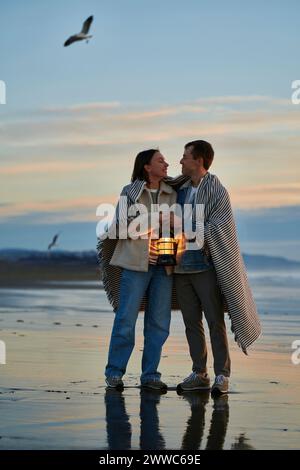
[1, 0, 300, 259]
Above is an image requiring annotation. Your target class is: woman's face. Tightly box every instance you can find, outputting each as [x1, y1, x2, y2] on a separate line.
[144, 151, 169, 180]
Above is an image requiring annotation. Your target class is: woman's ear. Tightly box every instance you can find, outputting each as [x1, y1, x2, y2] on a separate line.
[144, 164, 150, 176]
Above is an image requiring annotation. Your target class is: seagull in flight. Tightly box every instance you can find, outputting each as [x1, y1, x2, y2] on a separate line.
[64, 16, 94, 47]
[48, 233, 61, 250]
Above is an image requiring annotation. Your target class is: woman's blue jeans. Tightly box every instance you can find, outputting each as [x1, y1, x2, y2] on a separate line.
[105, 265, 172, 384]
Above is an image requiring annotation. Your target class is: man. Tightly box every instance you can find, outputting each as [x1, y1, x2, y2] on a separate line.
[174, 140, 261, 396]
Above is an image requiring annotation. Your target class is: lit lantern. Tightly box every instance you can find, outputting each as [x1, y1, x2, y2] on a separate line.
[156, 237, 178, 266]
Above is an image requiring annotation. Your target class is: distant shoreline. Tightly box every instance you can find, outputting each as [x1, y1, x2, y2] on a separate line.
[0, 280, 103, 289]
[0, 258, 101, 287]
[1, 249, 300, 289]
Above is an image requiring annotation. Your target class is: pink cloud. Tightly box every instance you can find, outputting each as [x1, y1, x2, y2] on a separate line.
[0, 161, 99, 176]
[229, 183, 300, 209]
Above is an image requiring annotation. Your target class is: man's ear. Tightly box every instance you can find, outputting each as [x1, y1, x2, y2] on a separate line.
[197, 157, 204, 169]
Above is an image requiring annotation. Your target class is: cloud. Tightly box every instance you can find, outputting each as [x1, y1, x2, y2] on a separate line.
[229, 183, 300, 209]
[2, 184, 299, 224]
[0, 195, 118, 222]
[1, 94, 300, 218]
[2, 96, 299, 151]
[116, 104, 207, 121]
[0, 161, 99, 175]
[43, 101, 121, 113]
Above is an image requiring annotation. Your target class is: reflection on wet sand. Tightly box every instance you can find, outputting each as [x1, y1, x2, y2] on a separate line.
[206, 395, 229, 450]
[104, 389, 253, 450]
[105, 389, 132, 450]
[105, 388, 166, 450]
[180, 391, 209, 449]
[140, 389, 166, 450]
[180, 391, 231, 450]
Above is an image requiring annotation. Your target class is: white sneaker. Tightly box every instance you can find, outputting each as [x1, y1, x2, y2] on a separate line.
[211, 375, 229, 396]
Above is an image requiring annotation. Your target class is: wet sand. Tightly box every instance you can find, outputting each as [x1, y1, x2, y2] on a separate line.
[0, 286, 299, 450]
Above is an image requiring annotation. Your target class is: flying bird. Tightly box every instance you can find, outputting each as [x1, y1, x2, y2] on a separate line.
[48, 233, 61, 250]
[64, 15, 94, 47]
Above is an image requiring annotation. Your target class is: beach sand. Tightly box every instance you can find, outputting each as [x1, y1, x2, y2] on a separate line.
[0, 285, 299, 450]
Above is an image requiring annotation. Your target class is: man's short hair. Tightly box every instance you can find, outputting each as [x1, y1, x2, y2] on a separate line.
[185, 140, 214, 170]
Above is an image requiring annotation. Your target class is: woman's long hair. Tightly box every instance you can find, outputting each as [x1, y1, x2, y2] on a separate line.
[131, 149, 158, 182]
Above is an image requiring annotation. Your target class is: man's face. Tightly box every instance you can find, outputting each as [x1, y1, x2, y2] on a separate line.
[180, 146, 201, 176]
[144, 151, 169, 179]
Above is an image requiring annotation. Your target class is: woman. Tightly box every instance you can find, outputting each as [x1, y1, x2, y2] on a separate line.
[102, 149, 177, 391]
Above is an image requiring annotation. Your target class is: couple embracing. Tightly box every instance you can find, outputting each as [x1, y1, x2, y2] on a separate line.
[97, 140, 261, 396]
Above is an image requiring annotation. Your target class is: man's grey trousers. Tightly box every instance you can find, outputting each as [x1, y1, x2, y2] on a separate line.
[175, 268, 231, 377]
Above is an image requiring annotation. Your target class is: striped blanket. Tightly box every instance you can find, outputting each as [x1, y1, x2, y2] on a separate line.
[97, 174, 261, 353]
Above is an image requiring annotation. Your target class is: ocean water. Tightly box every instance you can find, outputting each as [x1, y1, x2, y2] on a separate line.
[1, 270, 299, 315]
[248, 270, 300, 316]
[0, 270, 299, 322]
[0, 270, 299, 357]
